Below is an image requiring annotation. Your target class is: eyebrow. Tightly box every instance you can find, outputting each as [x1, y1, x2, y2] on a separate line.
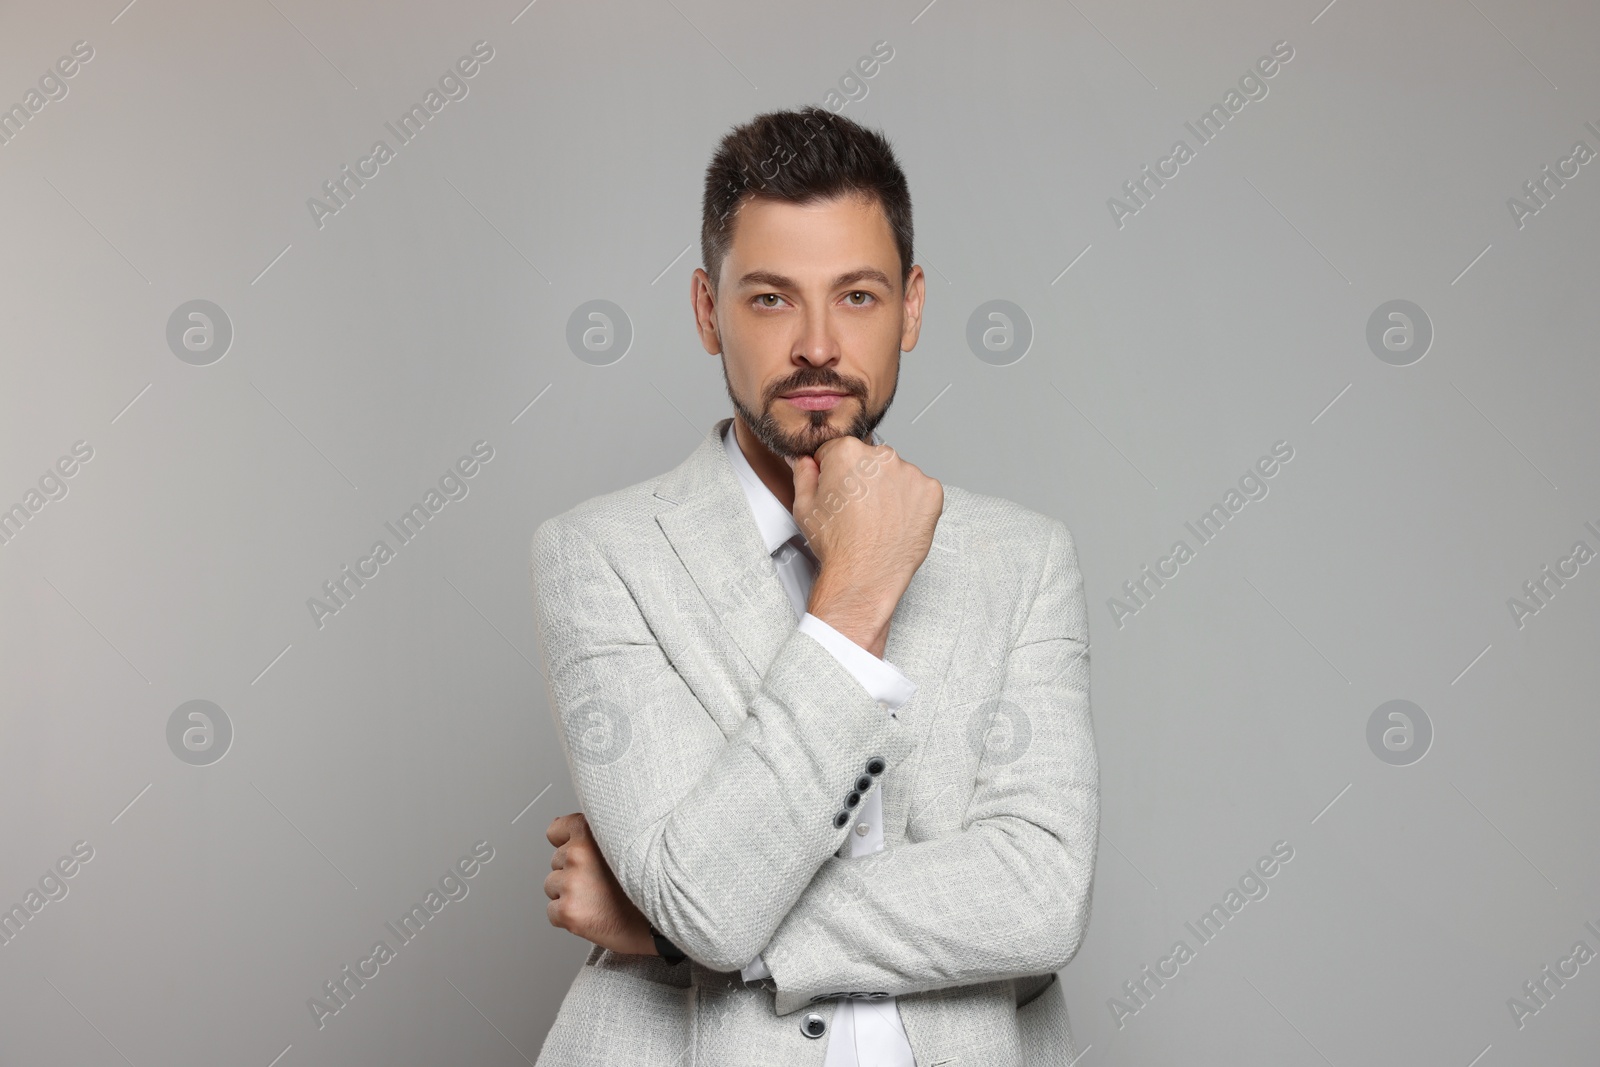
[735, 267, 893, 292]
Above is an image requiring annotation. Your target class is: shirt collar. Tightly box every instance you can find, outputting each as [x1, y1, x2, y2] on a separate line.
[723, 422, 803, 555]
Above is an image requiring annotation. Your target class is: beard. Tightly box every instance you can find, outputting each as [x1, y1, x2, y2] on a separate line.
[722, 357, 898, 459]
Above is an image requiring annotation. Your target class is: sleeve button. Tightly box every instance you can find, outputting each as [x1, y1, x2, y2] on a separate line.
[865, 756, 887, 776]
[833, 810, 851, 829]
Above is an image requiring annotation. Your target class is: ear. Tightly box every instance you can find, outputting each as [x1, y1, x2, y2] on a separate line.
[691, 267, 723, 355]
[899, 264, 926, 352]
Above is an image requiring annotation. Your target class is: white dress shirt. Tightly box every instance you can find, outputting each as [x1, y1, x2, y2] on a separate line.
[722, 422, 918, 1067]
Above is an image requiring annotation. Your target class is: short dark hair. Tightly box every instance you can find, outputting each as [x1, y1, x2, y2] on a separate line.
[701, 106, 913, 293]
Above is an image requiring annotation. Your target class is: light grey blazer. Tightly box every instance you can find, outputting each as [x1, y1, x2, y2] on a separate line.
[528, 417, 1099, 1066]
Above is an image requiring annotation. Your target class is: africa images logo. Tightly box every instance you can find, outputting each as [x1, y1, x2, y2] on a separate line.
[306, 41, 494, 230]
[306, 440, 494, 630]
[307, 841, 495, 1029]
[1107, 441, 1294, 628]
[0, 40, 95, 149]
[1106, 840, 1295, 1029]
[1106, 40, 1295, 229]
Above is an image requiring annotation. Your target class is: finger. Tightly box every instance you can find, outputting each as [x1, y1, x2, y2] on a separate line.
[813, 435, 846, 466]
[791, 455, 818, 517]
[543, 869, 562, 901]
[546, 814, 574, 846]
[550, 843, 567, 870]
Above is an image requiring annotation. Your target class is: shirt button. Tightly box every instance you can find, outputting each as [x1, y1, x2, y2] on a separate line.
[875, 700, 888, 711]
[801, 1012, 827, 1038]
[855, 822, 870, 836]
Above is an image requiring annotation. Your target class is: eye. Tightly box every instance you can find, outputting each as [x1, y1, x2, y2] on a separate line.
[754, 293, 787, 308]
[844, 291, 875, 306]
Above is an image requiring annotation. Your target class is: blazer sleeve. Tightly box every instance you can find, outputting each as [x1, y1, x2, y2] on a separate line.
[529, 514, 921, 973]
[754, 519, 1100, 1016]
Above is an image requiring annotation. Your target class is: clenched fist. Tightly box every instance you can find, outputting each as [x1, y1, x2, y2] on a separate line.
[789, 434, 943, 659]
[544, 812, 655, 957]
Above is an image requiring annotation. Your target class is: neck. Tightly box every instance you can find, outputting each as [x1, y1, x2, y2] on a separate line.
[732, 416, 797, 512]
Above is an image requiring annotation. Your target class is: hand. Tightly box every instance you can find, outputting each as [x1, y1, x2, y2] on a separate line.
[544, 812, 656, 956]
[790, 435, 943, 658]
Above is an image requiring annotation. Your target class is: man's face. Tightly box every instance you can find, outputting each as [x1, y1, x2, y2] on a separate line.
[693, 192, 924, 459]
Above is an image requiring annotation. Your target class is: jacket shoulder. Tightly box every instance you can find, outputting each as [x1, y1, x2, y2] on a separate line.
[942, 486, 1085, 643]
[530, 475, 669, 571]
[943, 484, 1070, 558]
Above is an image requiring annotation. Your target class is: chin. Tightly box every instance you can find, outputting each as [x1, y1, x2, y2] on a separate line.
[738, 394, 879, 461]
[789, 418, 864, 456]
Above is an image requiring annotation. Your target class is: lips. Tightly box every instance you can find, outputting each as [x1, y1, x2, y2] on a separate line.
[781, 390, 850, 411]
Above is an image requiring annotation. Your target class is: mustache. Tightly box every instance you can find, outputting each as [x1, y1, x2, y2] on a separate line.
[766, 370, 866, 401]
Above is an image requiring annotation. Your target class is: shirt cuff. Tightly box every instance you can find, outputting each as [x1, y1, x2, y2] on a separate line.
[740, 953, 773, 982]
[797, 612, 918, 710]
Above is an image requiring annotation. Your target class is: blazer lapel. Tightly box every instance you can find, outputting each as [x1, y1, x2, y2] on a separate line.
[655, 419, 797, 724]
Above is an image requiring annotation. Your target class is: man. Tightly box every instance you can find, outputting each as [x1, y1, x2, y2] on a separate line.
[529, 106, 1098, 1066]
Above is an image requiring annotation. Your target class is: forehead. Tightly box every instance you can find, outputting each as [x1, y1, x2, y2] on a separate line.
[724, 193, 896, 274]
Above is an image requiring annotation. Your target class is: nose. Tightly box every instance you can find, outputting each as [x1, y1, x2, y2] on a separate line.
[793, 305, 841, 367]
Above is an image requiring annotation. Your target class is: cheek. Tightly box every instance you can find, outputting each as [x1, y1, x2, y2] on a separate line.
[719, 346, 778, 404]
[861, 348, 901, 399]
